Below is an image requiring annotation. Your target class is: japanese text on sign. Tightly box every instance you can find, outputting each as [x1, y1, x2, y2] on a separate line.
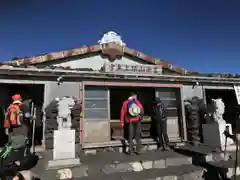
[104, 63, 162, 75]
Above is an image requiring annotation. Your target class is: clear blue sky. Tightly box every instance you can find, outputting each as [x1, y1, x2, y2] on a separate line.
[0, 1, 239, 73]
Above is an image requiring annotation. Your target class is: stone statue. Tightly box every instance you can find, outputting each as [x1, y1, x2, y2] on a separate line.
[203, 98, 234, 149]
[55, 96, 76, 130]
[211, 98, 226, 124]
[184, 96, 208, 145]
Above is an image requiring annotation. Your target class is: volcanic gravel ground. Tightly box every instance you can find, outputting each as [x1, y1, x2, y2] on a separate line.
[78, 164, 203, 180]
[81, 149, 186, 165]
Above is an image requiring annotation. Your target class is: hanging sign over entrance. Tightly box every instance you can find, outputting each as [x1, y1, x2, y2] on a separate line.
[103, 62, 162, 75]
[234, 85, 240, 105]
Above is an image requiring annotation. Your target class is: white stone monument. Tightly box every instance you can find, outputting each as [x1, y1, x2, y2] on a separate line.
[98, 31, 126, 46]
[202, 98, 234, 150]
[47, 97, 80, 169]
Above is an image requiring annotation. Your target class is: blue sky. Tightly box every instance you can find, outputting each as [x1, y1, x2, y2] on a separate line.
[0, 1, 240, 73]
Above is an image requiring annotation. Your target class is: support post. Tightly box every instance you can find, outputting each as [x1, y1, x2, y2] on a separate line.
[180, 87, 187, 141]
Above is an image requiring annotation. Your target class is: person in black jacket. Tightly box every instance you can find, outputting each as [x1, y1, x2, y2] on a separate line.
[151, 97, 169, 150]
[0, 152, 39, 179]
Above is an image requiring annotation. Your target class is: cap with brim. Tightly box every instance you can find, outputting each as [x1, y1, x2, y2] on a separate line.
[13, 100, 22, 104]
[152, 97, 161, 104]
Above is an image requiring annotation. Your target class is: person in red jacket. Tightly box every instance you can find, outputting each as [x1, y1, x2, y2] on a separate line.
[120, 92, 143, 155]
[4, 94, 31, 142]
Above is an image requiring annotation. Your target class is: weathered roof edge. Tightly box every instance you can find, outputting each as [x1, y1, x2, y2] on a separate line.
[5, 44, 192, 76]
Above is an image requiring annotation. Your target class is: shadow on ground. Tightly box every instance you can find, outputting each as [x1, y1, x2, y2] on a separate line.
[173, 145, 232, 180]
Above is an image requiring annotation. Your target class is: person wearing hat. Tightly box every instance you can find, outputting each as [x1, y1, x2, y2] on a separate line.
[4, 94, 31, 142]
[151, 97, 169, 150]
[12, 94, 22, 104]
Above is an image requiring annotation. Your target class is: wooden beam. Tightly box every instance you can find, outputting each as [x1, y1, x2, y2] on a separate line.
[83, 81, 182, 88]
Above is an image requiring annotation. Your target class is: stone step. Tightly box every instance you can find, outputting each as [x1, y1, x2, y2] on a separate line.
[172, 144, 238, 164]
[84, 150, 193, 179]
[206, 151, 237, 162]
[30, 150, 195, 179]
[81, 150, 192, 167]
[28, 165, 203, 180]
[30, 164, 89, 180]
[173, 144, 218, 156]
[100, 154, 192, 175]
[83, 138, 184, 154]
[77, 164, 204, 180]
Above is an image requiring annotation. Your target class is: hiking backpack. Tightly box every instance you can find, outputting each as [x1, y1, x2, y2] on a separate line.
[0, 135, 38, 179]
[4, 104, 21, 129]
[127, 100, 141, 117]
[0, 135, 27, 167]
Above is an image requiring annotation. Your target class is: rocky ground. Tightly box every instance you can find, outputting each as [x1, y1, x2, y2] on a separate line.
[24, 144, 240, 180]
[29, 150, 202, 179]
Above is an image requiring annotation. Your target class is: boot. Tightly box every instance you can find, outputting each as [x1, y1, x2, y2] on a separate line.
[135, 149, 143, 155]
[162, 143, 170, 151]
[128, 147, 134, 156]
[163, 145, 169, 151]
[157, 142, 166, 151]
[128, 151, 134, 156]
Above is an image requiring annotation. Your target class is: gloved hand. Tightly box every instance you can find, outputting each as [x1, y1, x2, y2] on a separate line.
[223, 130, 231, 138]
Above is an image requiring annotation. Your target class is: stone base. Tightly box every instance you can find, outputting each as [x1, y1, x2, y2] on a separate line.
[47, 158, 81, 170]
[202, 123, 234, 150]
[54, 129, 76, 160]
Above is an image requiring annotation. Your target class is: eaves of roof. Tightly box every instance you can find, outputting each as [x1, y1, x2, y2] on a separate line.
[0, 66, 239, 84]
[5, 44, 191, 75]
[1, 44, 239, 79]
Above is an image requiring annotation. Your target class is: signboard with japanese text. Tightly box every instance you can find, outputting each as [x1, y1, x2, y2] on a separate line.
[103, 62, 162, 75]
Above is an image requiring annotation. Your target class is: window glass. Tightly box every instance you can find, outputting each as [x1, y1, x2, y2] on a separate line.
[166, 108, 178, 117]
[84, 109, 109, 120]
[160, 99, 177, 108]
[84, 87, 108, 98]
[156, 88, 177, 99]
[85, 99, 108, 109]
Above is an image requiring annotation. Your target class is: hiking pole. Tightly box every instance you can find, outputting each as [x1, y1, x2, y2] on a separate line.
[233, 134, 240, 180]
[224, 125, 230, 159]
[31, 103, 36, 153]
[32, 106, 36, 153]
[31, 106, 36, 153]
[30, 102, 34, 151]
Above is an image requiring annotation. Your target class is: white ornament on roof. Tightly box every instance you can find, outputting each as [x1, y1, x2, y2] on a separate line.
[98, 31, 126, 46]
